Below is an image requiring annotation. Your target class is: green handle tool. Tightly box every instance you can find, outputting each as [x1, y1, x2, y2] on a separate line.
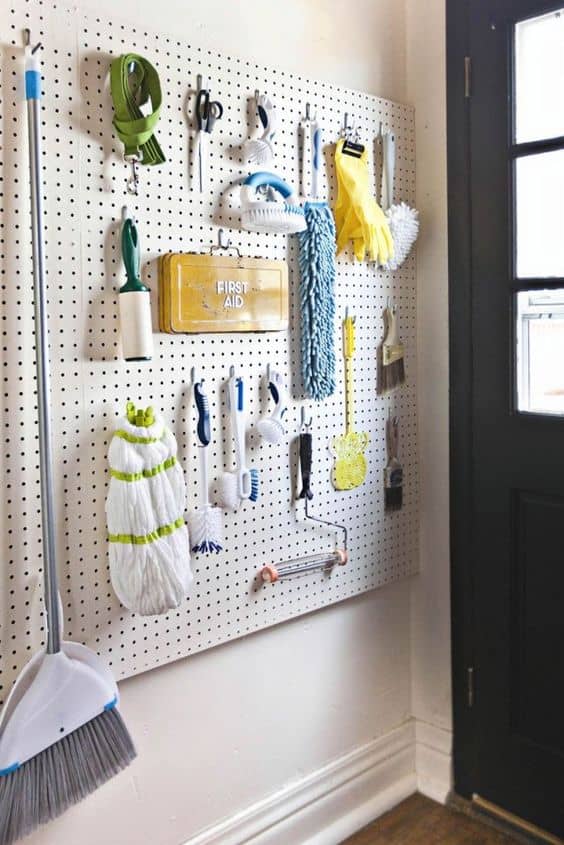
[118, 215, 153, 361]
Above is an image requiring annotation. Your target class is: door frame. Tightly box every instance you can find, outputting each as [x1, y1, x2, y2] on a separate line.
[446, 0, 476, 799]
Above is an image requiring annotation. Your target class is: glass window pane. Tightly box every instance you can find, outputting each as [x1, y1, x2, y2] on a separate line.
[516, 150, 564, 278]
[515, 9, 564, 143]
[516, 289, 564, 415]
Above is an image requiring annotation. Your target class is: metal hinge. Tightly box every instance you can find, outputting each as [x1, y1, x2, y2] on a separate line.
[467, 666, 475, 707]
[464, 56, 471, 98]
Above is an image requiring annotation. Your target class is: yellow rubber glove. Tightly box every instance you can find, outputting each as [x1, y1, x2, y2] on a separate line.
[334, 139, 394, 265]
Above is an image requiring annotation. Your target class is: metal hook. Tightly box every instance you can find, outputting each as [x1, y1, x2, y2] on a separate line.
[23, 28, 42, 53]
[210, 228, 242, 257]
[300, 406, 313, 432]
[124, 154, 140, 196]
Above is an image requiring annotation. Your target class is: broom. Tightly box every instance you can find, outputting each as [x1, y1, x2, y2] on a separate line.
[0, 39, 136, 845]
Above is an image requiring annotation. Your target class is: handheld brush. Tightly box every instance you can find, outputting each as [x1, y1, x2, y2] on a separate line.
[217, 370, 259, 511]
[187, 381, 223, 553]
[241, 94, 277, 166]
[240, 172, 307, 235]
[257, 367, 288, 445]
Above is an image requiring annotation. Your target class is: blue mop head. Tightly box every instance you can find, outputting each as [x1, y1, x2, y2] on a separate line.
[298, 202, 337, 401]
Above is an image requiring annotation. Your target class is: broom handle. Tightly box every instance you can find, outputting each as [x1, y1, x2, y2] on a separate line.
[26, 46, 61, 654]
[345, 356, 355, 434]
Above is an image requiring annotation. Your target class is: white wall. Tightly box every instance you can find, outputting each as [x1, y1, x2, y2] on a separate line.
[22, 2, 415, 844]
[405, 0, 452, 797]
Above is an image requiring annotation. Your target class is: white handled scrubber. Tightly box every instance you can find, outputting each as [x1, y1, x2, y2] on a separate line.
[257, 367, 288, 445]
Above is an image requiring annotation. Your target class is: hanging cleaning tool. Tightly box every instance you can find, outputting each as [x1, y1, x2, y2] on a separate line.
[240, 172, 307, 234]
[119, 210, 153, 361]
[257, 365, 289, 445]
[331, 313, 370, 491]
[381, 129, 419, 271]
[217, 368, 259, 511]
[297, 108, 336, 401]
[193, 76, 223, 192]
[0, 36, 136, 845]
[379, 305, 406, 393]
[334, 134, 394, 264]
[241, 92, 277, 167]
[385, 415, 403, 510]
[260, 409, 348, 584]
[299, 103, 322, 198]
[187, 378, 223, 554]
[110, 53, 165, 195]
[106, 402, 193, 616]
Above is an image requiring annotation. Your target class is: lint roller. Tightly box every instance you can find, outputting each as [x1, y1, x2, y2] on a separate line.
[119, 215, 153, 361]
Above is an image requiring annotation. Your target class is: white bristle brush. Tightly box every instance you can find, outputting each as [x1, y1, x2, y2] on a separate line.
[381, 130, 419, 270]
[241, 94, 277, 166]
[217, 369, 259, 511]
[257, 366, 288, 445]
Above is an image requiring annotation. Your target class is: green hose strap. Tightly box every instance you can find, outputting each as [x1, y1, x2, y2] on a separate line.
[110, 455, 176, 482]
[109, 54, 165, 165]
[109, 516, 185, 546]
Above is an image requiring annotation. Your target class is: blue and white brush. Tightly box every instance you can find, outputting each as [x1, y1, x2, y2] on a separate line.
[188, 381, 223, 553]
[218, 370, 259, 510]
[257, 367, 288, 445]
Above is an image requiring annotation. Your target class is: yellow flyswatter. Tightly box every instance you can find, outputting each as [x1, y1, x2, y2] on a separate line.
[331, 313, 369, 490]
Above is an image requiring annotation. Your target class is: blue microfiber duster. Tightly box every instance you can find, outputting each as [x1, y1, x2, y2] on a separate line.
[298, 201, 337, 401]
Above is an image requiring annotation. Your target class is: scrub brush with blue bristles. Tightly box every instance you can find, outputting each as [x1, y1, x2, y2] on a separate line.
[217, 369, 259, 511]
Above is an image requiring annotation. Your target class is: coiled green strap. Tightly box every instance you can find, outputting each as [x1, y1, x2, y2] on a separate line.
[109, 53, 165, 165]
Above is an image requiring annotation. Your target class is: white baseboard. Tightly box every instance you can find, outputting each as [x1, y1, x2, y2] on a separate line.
[415, 719, 453, 805]
[185, 721, 417, 845]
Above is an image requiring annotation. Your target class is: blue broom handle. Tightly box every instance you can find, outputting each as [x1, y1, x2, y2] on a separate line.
[26, 46, 61, 654]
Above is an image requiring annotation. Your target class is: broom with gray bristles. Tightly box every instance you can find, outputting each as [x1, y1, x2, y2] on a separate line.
[0, 35, 135, 845]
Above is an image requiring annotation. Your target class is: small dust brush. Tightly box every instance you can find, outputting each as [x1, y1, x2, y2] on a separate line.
[379, 306, 405, 393]
[257, 366, 288, 445]
[381, 130, 419, 270]
[241, 93, 277, 166]
[188, 380, 223, 554]
[384, 415, 403, 511]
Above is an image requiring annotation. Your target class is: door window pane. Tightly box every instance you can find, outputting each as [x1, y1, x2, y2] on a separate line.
[515, 150, 564, 279]
[515, 9, 564, 143]
[516, 289, 564, 415]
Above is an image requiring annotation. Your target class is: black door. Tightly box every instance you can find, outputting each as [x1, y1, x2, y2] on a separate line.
[449, 0, 564, 838]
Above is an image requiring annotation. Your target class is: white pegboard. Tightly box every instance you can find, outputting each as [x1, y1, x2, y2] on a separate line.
[0, 0, 418, 703]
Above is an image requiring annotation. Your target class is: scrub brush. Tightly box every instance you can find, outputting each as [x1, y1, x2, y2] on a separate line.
[241, 94, 277, 166]
[217, 369, 259, 510]
[240, 172, 307, 235]
[381, 130, 419, 270]
[257, 366, 288, 445]
[188, 380, 223, 553]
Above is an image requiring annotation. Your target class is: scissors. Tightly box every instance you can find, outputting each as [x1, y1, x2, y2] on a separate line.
[194, 88, 223, 192]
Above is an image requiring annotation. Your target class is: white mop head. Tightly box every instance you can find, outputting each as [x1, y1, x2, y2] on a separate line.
[106, 406, 193, 616]
[383, 203, 419, 270]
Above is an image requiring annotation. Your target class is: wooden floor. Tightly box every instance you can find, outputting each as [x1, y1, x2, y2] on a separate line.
[342, 794, 524, 845]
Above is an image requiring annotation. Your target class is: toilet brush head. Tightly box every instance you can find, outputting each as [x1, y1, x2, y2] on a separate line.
[257, 416, 285, 445]
[188, 504, 223, 554]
